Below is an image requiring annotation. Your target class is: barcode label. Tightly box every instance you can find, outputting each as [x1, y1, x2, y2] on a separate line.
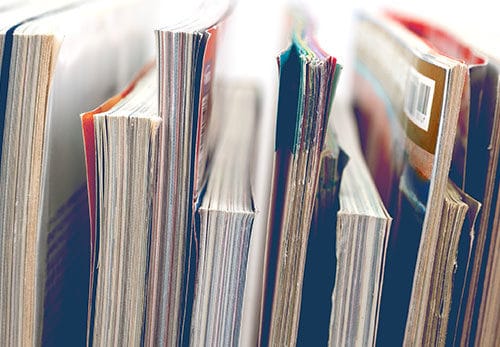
[404, 67, 435, 131]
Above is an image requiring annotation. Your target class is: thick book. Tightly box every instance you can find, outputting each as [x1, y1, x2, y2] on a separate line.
[0, 1, 152, 345]
[191, 81, 259, 345]
[147, 1, 231, 345]
[356, 12, 500, 346]
[476, 164, 500, 345]
[433, 24, 500, 346]
[422, 180, 477, 346]
[353, 10, 469, 345]
[260, 9, 341, 346]
[467, 62, 500, 346]
[298, 112, 348, 346]
[329, 102, 391, 346]
[81, 64, 159, 346]
[80, 68, 261, 347]
[297, 116, 348, 345]
[383, 13, 498, 346]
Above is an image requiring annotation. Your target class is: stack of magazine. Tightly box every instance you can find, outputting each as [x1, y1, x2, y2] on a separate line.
[353, 10, 500, 346]
[260, 9, 341, 346]
[1, 0, 500, 345]
[83, 1, 263, 346]
[0, 1, 152, 345]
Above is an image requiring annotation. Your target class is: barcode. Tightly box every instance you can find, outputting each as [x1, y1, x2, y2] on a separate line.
[404, 67, 435, 131]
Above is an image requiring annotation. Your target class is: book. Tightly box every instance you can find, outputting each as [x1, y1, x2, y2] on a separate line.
[260, 9, 341, 346]
[0, 1, 152, 345]
[353, 10, 468, 345]
[377, 13, 500, 346]
[384, 12, 495, 346]
[447, 187, 481, 346]
[431, 25, 500, 346]
[5, 1, 500, 345]
[191, 81, 259, 345]
[441, 58, 500, 347]
[81, 71, 261, 346]
[353, 9, 500, 345]
[81, 64, 159, 346]
[328, 102, 391, 346]
[298, 111, 348, 345]
[421, 181, 472, 345]
[147, 1, 231, 345]
[476, 171, 500, 345]
[450, 49, 500, 347]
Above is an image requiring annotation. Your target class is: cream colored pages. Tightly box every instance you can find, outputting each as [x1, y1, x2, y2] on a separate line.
[0, 1, 154, 345]
[89, 67, 160, 347]
[330, 101, 391, 346]
[192, 82, 258, 346]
